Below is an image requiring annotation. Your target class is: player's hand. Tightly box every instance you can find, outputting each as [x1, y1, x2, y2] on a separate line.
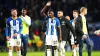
[46, 1, 51, 6]
[83, 35, 87, 39]
[13, 33, 18, 37]
[6, 36, 10, 41]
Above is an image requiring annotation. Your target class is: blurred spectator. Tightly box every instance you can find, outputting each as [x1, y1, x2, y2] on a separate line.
[31, 30, 43, 51]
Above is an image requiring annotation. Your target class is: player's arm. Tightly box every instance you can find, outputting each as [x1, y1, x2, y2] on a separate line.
[41, 1, 51, 18]
[58, 27, 62, 41]
[57, 19, 62, 41]
[5, 19, 10, 40]
[65, 19, 76, 37]
[22, 16, 31, 26]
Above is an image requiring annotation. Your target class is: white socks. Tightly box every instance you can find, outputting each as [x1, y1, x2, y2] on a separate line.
[46, 49, 58, 56]
[17, 51, 21, 56]
[60, 41, 66, 56]
[54, 50, 58, 56]
[76, 46, 79, 56]
[72, 48, 76, 56]
[9, 50, 12, 56]
[8, 50, 21, 56]
[47, 49, 51, 56]
[60, 46, 65, 56]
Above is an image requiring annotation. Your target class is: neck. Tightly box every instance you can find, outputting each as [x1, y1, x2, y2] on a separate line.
[50, 16, 54, 19]
[74, 16, 78, 19]
[12, 16, 17, 20]
[80, 12, 84, 16]
[22, 14, 26, 17]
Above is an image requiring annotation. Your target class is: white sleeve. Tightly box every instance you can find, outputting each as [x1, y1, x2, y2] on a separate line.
[23, 16, 31, 26]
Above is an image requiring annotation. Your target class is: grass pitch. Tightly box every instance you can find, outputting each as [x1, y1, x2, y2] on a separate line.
[0, 51, 100, 56]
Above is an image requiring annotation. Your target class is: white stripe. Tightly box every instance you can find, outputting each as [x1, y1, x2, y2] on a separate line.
[48, 19, 51, 35]
[53, 20, 56, 36]
[16, 20, 19, 32]
[10, 20, 14, 39]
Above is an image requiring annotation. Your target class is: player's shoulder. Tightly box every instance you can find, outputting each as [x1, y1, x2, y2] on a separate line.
[17, 17, 22, 22]
[54, 17, 58, 19]
[19, 15, 22, 18]
[26, 15, 30, 17]
[26, 15, 31, 18]
[78, 15, 82, 19]
[45, 16, 49, 20]
[54, 17, 59, 21]
[7, 17, 12, 22]
[17, 17, 21, 20]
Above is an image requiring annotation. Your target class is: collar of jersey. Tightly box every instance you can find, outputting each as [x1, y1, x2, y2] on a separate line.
[12, 17, 17, 20]
[50, 17, 55, 20]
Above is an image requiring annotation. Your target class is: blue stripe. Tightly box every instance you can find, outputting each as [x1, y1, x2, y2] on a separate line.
[51, 20, 54, 35]
[46, 20, 49, 35]
[13, 20, 16, 34]
[46, 17, 58, 35]
[13, 20, 16, 26]
[13, 20, 17, 38]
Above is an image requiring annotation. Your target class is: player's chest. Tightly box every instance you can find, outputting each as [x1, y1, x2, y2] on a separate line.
[47, 19, 56, 26]
[9, 20, 20, 29]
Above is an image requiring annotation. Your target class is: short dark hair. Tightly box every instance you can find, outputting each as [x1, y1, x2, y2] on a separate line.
[22, 8, 27, 10]
[48, 9, 54, 13]
[11, 8, 17, 12]
[73, 10, 79, 14]
[58, 10, 63, 12]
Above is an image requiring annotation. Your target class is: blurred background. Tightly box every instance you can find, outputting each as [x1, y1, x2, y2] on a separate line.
[0, 0, 100, 53]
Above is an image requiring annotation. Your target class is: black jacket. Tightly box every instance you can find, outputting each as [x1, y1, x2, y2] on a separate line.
[59, 16, 76, 41]
[75, 15, 89, 40]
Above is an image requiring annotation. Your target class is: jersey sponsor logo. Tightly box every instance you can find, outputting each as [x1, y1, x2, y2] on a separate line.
[12, 26, 16, 30]
[62, 21, 65, 25]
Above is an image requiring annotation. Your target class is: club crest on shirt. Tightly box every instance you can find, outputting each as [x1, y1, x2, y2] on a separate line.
[53, 20, 56, 24]
[50, 20, 56, 25]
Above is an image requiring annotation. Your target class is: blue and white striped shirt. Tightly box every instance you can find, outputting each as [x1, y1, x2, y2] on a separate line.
[45, 16, 60, 36]
[5, 17, 22, 38]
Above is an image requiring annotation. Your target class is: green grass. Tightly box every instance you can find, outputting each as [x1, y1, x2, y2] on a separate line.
[0, 51, 100, 56]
